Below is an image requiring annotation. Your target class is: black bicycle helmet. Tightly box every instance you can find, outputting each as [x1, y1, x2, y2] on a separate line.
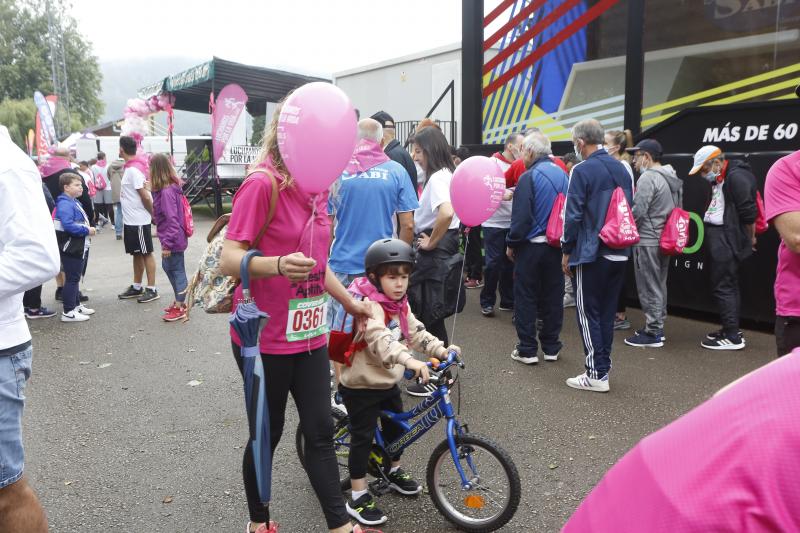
[364, 238, 415, 274]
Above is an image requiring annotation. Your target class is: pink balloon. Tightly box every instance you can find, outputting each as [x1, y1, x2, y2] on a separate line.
[450, 156, 507, 227]
[277, 82, 358, 194]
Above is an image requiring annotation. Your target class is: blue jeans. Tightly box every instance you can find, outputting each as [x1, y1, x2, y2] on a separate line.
[327, 271, 361, 333]
[162, 252, 188, 303]
[0, 345, 32, 488]
[61, 254, 84, 313]
[114, 203, 123, 237]
[513, 242, 564, 357]
[480, 227, 514, 309]
[574, 258, 627, 379]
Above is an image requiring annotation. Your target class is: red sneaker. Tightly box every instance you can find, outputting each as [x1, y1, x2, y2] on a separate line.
[246, 521, 278, 533]
[162, 307, 187, 322]
[464, 278, 484, 289]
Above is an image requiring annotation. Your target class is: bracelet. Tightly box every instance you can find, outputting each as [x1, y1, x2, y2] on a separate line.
[277, 255, 284, 276]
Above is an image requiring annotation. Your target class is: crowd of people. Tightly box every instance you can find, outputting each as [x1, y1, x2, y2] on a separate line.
[1, 84, 798, 531]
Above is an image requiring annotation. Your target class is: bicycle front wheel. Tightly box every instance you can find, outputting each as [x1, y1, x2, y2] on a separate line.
[426, 433, 521, 532]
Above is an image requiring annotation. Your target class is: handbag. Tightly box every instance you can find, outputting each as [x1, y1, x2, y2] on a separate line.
[184, 171, 279, 314]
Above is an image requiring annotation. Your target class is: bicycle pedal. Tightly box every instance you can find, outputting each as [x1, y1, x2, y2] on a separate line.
[369, 479, 391, 496]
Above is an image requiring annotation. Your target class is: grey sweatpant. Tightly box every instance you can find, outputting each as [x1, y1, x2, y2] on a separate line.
[633, 246, 669, 334]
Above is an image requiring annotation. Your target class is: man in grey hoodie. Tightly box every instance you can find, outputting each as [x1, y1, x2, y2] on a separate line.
[624, 139, 683, 348]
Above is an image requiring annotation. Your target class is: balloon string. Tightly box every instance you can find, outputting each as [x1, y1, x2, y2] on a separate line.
[448, 228, 470, 361]
[305, 195, 317, 355]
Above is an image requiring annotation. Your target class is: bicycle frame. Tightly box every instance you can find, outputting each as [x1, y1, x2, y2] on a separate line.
[374, 375, 476, 490]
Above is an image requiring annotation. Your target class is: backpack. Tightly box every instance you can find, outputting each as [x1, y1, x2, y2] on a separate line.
[184, 171, 278, 315]
[85, 175, 97, 197]
[755, 190, 768, 235]
[659, 208, 691, 256]
[599, 186, 640, 249]
[546, 193, 566, 248]
[181, 195, 194, 237]
[94, 169, 108, 190]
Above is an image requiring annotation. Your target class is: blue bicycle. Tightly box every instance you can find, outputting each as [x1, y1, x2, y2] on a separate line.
[296, 351, 521, 532]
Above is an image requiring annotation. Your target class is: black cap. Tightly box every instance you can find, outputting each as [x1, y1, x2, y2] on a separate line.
[626, 138, 663, 158]
[370, 111, 395, 129]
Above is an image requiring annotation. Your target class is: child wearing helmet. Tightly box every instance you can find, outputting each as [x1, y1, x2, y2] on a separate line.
[338, 238, 461, 527]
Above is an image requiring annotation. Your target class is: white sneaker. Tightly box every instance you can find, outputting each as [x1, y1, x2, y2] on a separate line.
[76, 305, 95, 315]
[61, 310, 90, 322]
[566, 372, 609, 393]
[543, 352, 559, 362]
[331, 393, 347, 415]
[510, 349, 538, 365]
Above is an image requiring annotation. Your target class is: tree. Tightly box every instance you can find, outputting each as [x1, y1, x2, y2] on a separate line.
[0, 99, 36, 149]
[251, 114, 266, 146]
[0, 0, 103, 144]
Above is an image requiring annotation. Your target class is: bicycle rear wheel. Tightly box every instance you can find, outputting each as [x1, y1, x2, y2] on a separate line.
[295, 407, 352, 490]
[426, 433, 521, 532]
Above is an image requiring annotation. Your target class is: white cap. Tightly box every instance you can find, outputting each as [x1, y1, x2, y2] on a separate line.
[689, 145, 722, 175]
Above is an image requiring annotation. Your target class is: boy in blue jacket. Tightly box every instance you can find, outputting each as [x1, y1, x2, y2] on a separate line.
[54, 173, 96, 322]
[561, 120, 634, 393]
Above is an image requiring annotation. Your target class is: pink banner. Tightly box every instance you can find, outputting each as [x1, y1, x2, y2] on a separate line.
[211, 84, 248, 164]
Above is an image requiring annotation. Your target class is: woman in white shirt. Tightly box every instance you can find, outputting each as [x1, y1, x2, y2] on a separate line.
[604, 129, 635, 331]
[407, 126, 462, 349]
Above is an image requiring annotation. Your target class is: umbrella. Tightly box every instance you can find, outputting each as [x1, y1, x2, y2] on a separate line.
[229, 249, 271, 504]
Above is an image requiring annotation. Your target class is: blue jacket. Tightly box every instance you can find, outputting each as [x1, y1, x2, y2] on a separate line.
[507, 157, 569, 246]
[562, 149, 634, 266]
[54, 193, 90, 257]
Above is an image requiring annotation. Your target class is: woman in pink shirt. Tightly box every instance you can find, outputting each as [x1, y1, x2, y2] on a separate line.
[220, 103, 371, 533]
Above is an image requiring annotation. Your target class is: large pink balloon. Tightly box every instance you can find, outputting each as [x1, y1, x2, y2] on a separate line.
[277, 83, 357, 194]
[450, 156, 507, 227]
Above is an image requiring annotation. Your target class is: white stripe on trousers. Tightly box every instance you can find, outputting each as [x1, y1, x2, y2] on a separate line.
[575, 265, 597, 379]
[138, 226, 146, 253]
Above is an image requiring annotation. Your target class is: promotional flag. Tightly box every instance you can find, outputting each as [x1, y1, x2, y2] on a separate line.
[211, 84, 248, 164]
[33, 91, 57, 147]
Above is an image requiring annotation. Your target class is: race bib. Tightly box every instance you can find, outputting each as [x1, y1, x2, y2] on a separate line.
[286, 293, 330, 342]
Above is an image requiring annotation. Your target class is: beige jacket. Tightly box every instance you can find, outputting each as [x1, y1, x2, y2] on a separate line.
[108, 159, 125, 203]
[338, 300, 447, 390]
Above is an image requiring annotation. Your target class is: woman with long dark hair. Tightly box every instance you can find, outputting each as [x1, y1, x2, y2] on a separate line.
[406, 127, 461, 393]
[220, 101, 372, 533]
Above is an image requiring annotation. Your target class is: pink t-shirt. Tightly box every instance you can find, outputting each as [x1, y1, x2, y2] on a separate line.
[563, 351, 800, 532]
[227, 172, 331, 354]
[764, 150, 800, 316]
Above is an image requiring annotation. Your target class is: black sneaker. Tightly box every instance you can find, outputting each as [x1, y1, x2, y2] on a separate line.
[79, 292, 89, 302]
[701, 334, 745, 351]
[405, 381, 437, 397]
[481, 306, 494, 317]
[706, 328, 744, 341]
[118, 285, 144, 299]
[387, 468, 422, 495]
[346, 493, 387, 526]
[137, 288, 160, 303]
[55, 287, 63, 301]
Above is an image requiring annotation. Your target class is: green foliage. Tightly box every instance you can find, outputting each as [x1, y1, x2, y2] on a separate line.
[0, 98, 36, 149]
[250, 114, 266, 146]
[0, 0, 104, 135]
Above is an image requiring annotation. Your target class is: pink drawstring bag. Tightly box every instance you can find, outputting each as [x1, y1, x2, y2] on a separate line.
[755, 190, 768, 235]
[181, 195, 194, 237]
[599, 187, 639, 249]
[546, 193, 566, 248]
[659, 207, 690, 256]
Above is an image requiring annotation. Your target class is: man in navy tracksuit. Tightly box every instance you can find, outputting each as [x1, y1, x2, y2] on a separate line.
[506, 131, 569, 365]
[562, 119, 634, 393]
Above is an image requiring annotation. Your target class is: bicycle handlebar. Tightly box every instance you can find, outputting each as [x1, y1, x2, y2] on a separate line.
[403, 350, 463, 381]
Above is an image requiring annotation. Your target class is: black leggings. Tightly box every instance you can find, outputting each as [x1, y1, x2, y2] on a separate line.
[232, 343, 349, 529]
[338, 386, 404, 479]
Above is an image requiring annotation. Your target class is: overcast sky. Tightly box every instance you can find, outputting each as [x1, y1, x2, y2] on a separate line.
[71, 0, 464, 76]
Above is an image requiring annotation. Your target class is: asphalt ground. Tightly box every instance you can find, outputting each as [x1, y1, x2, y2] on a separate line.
[23, 215, 775, 532]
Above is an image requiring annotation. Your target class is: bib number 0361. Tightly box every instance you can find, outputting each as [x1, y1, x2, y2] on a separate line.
[286, 293, 330, 342]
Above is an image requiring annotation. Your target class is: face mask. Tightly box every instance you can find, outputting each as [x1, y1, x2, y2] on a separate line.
[573, 144, 583, 162]
[702, 170, 719, 183]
